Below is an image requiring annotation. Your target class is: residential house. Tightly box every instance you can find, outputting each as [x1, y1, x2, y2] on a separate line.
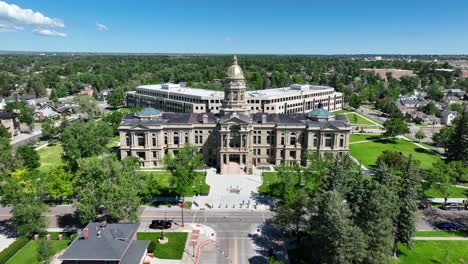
[99, 89, 112, 101]
[80, 86, 94, 97]
[34, 104, 60, 121]
[406, 111, 441, 125]
[0, 112, 19, 137]
[59, 222, 150, 264]
[440, 110, 458, 125]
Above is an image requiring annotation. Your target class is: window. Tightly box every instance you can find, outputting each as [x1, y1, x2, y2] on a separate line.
[229, 125, 241, 148]
[137, 133, 145, 146]
[340, 135, 344, 147]
[152, 137, 156, 146]
[173, 132, 179, 145]
[137, 152, 145, 159]
[164, 132, 168, 145]
[325, 134, 332, 147]
[280, 150, 285, 159]
[152, 151, 157, 158]
[290, 151, 296, 159]
[281, 133, 285, 145]
[290, 132, 296, 145]
[313, 135, 318, 147]
[126, 133, 131, 146]
[185, 132, 189, 143]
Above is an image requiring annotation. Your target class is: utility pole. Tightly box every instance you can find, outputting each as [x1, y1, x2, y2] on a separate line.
[180, 197, 185, 227]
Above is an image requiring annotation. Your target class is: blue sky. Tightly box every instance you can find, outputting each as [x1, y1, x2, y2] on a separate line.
[0, 0, 467, 54]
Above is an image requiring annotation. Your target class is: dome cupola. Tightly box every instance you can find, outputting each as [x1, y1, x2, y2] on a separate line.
[227, 55, 244, 79]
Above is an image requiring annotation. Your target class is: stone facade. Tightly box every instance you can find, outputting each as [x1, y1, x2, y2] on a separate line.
[119, 57, 351, 174]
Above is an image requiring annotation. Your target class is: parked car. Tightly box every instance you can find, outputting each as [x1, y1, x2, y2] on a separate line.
[418, 201, 429, 210]
[149, 220, 172, 229]
[435, 222, 462, 231]
[440, 203, 464, 211]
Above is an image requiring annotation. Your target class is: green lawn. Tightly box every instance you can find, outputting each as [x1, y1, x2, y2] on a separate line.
[137, 232, 188, 259]
[259, 172, 316, 196]
[37, 143, 64, 172]
[346, 113, 376, 125]
[350, 134, 382, 143]
[350, 138, 442, 170]
[389, 241, 468, 264]
[142, 171, 210, 197]
[415, 231, 468, 237]
[6, 240, 69, 264]
[424, 185, 468, 198]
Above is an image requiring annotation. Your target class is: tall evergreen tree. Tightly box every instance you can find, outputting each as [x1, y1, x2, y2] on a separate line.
[446, 105, 468, 163]
[392, 155, 421, 257]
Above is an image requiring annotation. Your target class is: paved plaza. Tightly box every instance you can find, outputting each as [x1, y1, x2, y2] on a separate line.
[189, 168, 269, 210]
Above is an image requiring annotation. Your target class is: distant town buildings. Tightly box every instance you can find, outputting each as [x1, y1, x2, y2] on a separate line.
[0, 112, 19, 137]
[361, 68, 416, 80]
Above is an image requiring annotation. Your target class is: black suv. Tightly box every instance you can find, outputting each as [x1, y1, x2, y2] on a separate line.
[149, 220, 172, 229]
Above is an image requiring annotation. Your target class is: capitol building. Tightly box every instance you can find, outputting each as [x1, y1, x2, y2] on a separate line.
[119, 56, 351, 174]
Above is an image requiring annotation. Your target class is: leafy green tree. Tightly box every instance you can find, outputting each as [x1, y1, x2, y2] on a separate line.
[73, 95, 100, 118]
[446, 106, 468, 163]
[46, 166, 73, 201]
[164, 144, 203, 197]
[431, 126, 453, 152]
[15, 145, 40, 169]
[426, 83, 444, 101]
[0, 71, 15, 97]
[41, 118, 59, 140]
[61, 120, 113, 170]
[392, 155, 421, 257]
[0, 137, 14, 174]
[0, 123, 10, 138]
[0, 169, 49, 237]
[75, 156, 142, 223]
[103, 110, 124, 130]
[383, 118, 409, 139]
[421, 101, 438, 115]
[376, 150, 408, 172]
[37, 239, 55, 264]
[273, 187, 309, 235]
[450, 103, 463, 112]
[426, 160, 457, 204]
[319, 154, 355, 194]
[347, 94, 362, 109]
[107, 88, 125, 107]
[5, 101, 34, 130]
[415, 129, 426, 142]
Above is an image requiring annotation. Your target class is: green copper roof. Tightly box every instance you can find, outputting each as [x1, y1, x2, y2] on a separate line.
[308, 108, 333, 116]
[136, 107, 161, 116]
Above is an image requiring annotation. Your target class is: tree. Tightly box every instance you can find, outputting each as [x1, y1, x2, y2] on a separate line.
[392, 155, 421, 257]
[421, 101, 438, 115]
[376, 150, 408, 172]
[0, 169, 49, 237]
[0, 123, 10, 138]
[0, 137, 14, 174]
[312, 191, 366, 264]
[61, 120, 113, 170]
[319, 154, 355, 195]
[5, 101, 34, 130]
[75, 156, 142, 223]
[107, 88, 125, 107]
[383, 118, 409, 139]
[445, 106, 468, 163]
[73, 95, 100, 118]
[15, 145, 40, 169]
[427, 160, 457, 205]
[450, 103, 462, 112]
[347, 94, 362, 109]
[431, 126, 453, 152]
[46, 166, 73, 201]
[273, 187, 309, 235]
[37, 240, 55, 264]
[164, 144, 203, 197]
[41, 118, 59, 140]
[426, 83, 443, 101]
[103, 110, 124, 130]
[415, 129, 426, 142]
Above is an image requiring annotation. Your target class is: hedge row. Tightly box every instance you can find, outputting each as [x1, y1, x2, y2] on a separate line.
[0, 237, 29, 264]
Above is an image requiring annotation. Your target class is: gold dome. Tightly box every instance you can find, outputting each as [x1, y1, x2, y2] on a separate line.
[227, 55, 244, 79]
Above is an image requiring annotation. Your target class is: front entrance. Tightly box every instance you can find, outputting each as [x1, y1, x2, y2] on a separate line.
[224, 154, 245, 174]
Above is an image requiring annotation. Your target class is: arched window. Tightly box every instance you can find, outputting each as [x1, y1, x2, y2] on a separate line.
[229, 125, 241, 148]
[173, 132, 179, 145]
[164, 132, 168, 145]
[290, 132, 296, 145]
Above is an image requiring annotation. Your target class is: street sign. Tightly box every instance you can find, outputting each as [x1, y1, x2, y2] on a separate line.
[190, 240, 198, 247]
[179, 203, 185, 208]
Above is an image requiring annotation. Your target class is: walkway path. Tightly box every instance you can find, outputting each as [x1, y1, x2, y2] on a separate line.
[34, 142, 49, 150]
[342, 111, 383, 127]
[414, 237, 468, 241]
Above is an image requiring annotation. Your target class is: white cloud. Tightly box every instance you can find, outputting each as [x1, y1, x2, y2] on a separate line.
[96, 22, 108, 32]
[0, 22, 22, 32]
[33, 28, 66, 38]
[0, 1, 64, 28]
[224, 36, 231, 42]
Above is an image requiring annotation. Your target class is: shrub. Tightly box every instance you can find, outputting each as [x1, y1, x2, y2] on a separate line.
[147, 240, 156, 253]
[0, 237, 29, 264]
